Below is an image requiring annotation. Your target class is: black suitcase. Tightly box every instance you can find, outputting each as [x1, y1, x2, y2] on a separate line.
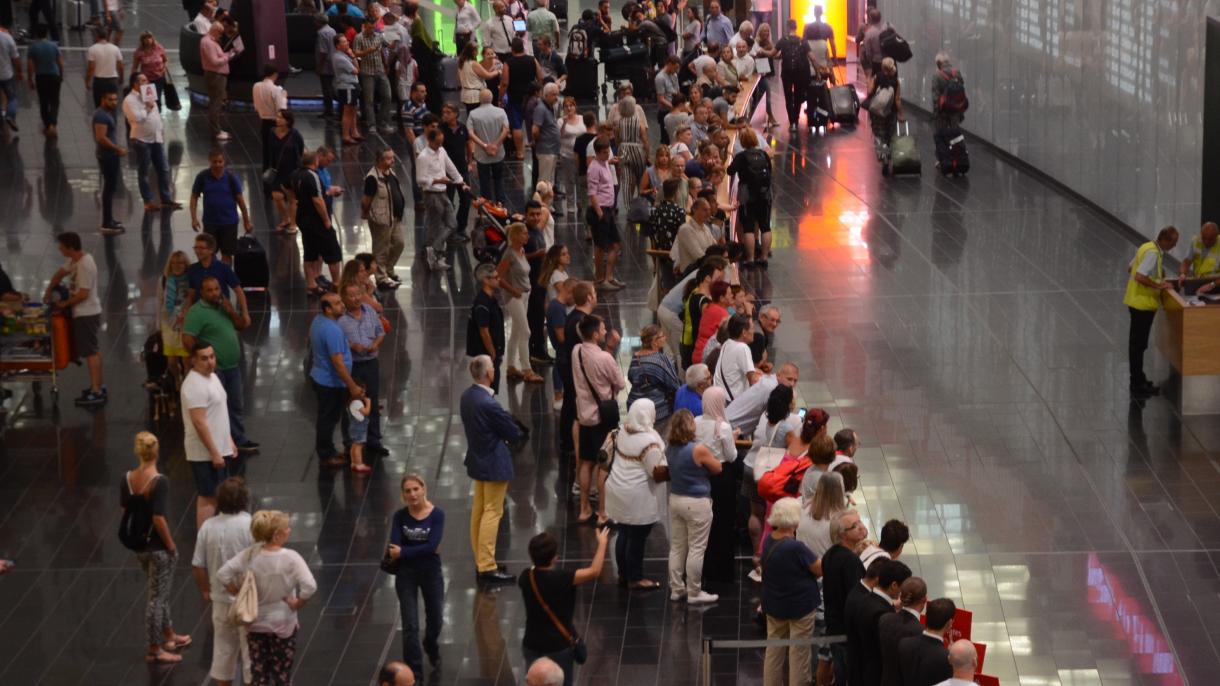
[934, 128, 970, 176]
[234, 234, 269, 291]
[806, 81, 831, 129]
[565, 56, 599, 101]
[829, 85, 859, 125]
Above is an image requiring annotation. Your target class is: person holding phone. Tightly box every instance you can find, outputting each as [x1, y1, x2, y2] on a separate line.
[519, 529, 610, 686]
[387, 474, 446, 678]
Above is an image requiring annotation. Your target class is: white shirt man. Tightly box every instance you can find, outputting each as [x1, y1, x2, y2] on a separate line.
[714, 336, 756, 400]
[86, 38, 123, 79]
[251, 73, 287, 121]
[191, 497, 252, 684]
[192, 2, 215, 34]
[455, 0, 482, 38]
[123, 86, 164, 143]
[415, 136, 463, 192]
[182, 365, 233, 463]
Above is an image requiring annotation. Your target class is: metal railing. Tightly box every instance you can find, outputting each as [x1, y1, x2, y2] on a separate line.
[700, 635, 847, 686]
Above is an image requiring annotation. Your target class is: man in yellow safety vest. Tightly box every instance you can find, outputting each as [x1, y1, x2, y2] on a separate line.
[1124, 226, 1179, 397]
[1179, 222, 1220, 281]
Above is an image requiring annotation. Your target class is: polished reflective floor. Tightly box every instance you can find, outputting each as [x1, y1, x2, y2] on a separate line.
[1, 5, 1218, 686]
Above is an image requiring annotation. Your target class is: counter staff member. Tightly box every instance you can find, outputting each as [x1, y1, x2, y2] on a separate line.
[1180, 222, 1220, 282]
[1124, 226, 1178, 398]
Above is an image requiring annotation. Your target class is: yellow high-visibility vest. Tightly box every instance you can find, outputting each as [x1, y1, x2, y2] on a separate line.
[1188, 235, 1220, 277]
[1123, 241, 1163, 312]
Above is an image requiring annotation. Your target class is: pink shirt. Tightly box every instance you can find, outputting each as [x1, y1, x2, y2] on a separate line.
[571, 341, 625, 426]
[587, 158, 616, 208]
[200, 35, 229, 75]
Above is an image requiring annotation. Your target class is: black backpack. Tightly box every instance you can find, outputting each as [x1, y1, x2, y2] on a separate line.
[741, 148, 772, 201]
[879, 26, 913, 63]
[937, 69, 969, 113]
[118, 474, 161, 551]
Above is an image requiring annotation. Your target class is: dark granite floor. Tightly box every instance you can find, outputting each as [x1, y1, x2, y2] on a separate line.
[0, 3, 1218, 686]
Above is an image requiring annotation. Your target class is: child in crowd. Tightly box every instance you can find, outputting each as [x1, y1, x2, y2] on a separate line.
[348, 382, 372, 474]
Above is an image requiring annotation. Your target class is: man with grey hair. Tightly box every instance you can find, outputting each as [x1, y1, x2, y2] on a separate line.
[751, 304, 781, 369]
[466, 262, 505, 392]
[532, 82, 561, 189]
[460, 353, 522, 584]
[524, 656, 565, 686]
[820, 510, 868, 686]
[931, 51, 966, 130]
[467, 88, 510, 207]
[934, 640, 979, 686]
[674, 363, 711, 416]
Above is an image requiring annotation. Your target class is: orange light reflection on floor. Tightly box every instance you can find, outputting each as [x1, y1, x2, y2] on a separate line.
[794, 190, 872, 269]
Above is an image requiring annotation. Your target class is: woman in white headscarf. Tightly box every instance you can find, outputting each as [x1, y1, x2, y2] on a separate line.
[604, 399, 669, 590]
[697, 385, 742, 584]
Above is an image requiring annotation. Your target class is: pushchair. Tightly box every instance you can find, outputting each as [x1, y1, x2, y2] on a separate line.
[471, 197, 513, 265]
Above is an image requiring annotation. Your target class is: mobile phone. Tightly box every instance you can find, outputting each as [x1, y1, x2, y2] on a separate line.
[798, 407, 807, 418]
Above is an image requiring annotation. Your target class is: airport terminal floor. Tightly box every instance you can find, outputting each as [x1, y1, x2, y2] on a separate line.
[1, 3, 1219, 686]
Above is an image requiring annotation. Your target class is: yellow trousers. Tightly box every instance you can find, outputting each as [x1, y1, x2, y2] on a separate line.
[470, 480, 508, 573]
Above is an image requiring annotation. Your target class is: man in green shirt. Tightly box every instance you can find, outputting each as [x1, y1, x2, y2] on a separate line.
[527, 0, 559, 53]
[183, 276, 259, 453]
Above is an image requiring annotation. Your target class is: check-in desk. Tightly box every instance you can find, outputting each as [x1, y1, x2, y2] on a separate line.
[1158, 279, 1220, 413]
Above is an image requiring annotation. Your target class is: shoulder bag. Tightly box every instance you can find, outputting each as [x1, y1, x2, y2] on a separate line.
[578, 348, 620, 428]
[529, 568, 588, 663]
[596, 428, 619, 472]
[163, 69, 182, 111]
[753, 422, 786, 477]
[228, 544, 261, 684]
[381, 510, 403, 574]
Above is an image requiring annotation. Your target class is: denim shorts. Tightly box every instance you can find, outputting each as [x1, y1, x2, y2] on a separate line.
[348, 417, 368, 444]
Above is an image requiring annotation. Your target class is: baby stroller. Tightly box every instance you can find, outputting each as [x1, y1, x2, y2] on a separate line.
[472, 197, 512, 265]
[141, 332, 177, 421]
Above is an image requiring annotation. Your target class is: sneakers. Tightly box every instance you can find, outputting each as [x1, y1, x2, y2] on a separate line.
[570, 481, 581, 497]
[425, 247, 450, 271]
[747, 567, 763, 583]
[687, 591, 719, 605]
[74, 389, 107, 406]
[100, 222, 126, 236]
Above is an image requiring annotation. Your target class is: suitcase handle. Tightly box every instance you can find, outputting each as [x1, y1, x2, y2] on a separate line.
[896, 120, 910, 137]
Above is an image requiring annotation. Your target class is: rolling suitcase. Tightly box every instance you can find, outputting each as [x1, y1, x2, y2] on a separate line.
[439, 56, 460, 92]
[934, 128, 970, 176]
[890, 121, 921, 175]
[234, 234, 269, 291]
[806, 80, 830, 129]
[69, 0, 88, 30]
[564, 56, 599, 101]
[828, 84, 859, 125]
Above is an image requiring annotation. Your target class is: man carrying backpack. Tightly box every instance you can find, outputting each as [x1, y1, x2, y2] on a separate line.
[775, 19, 809, 131]
[931, 52, 968, 130]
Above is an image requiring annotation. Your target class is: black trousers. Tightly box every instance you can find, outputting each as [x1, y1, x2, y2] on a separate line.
[35, 74, 61, 127]
[558, 363, 575, 455]
[657, 108, 670, 144]
[527, 282, 548, 359]
[447, 171, 471, 236]
[781, 76, 808, 128]
[29, 0, 58, 40]
[342, 358, 382, 448]
[614, 523, 654, 582]
[260, 118, 275, 171]
[312, 380, 346, 459]
[1128, 307, 1157, 387]
[319, 74, 335, 116]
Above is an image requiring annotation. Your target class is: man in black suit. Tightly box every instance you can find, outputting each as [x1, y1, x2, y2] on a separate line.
[897, 597, 956, 686]
[844, 559, 912, 686]
[879, 577, 928, 686]
[820, 510, 869, 686]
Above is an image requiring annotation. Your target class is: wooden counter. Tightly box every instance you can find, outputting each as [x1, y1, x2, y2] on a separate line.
[1159, 282, 1220, 375]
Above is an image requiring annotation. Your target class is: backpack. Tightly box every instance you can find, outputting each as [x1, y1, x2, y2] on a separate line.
[740, 148, 772, 202]
[878, 26, 913, 63]
[567, 26, 588, 58]
[756, 454, 813, 502]
[118, 474, 161, 551]
[778, 37, 808, 78]
[937, 69, 969, 114]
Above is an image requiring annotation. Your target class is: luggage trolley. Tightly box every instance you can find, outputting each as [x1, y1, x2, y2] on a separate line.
[0, 305, 70, 403]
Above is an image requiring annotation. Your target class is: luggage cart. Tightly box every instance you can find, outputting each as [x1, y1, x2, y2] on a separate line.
[0, 306, 69, 403]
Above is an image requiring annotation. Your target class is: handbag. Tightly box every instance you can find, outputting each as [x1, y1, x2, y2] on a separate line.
[529, 568, 588, 664]
[163, 77, 182, 111]
[868, 85, 894, 117]
[626, 195, 652, 224]
[380, 550, 401, 574]
[228, 544, 261, 684]
[753, 423, 786, 477]
[578, 348, 620, 428]
[596, 428, 619, 472]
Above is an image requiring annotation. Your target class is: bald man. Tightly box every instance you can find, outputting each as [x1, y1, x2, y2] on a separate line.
[377, 660, 415, 686]
[525, 657, 565, 686]
[932, 640, 978, 686]
[1181, 222, 1220, 280]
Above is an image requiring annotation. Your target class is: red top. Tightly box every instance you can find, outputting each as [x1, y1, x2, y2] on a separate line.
[693, 303, 728, 364]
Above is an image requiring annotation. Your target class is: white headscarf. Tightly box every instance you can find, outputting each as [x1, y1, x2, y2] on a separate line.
[617, 399, 665, 458]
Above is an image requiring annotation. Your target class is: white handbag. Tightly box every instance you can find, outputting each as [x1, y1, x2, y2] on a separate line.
[753, 423, 787, 477]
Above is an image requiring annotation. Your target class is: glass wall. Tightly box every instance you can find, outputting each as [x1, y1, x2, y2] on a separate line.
[888, 0, 1217, 246]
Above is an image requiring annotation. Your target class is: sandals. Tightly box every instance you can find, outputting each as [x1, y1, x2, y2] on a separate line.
[630, 579, 662, 591]
[146, 649, 183, 663]
[351, 463, 372, 474]
[506, 368, 525, 382]
[521, 371, 545, 384]
[164, 635, 191, 650]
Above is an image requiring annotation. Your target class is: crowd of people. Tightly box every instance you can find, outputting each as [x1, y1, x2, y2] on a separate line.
[0, 0, 991, 685]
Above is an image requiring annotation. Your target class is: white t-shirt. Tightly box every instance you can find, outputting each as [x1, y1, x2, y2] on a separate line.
[191, 511, 253, 601]
[859, 544, 891, 569]
[63, 254, 102, 317]
[349, 399, 365, 420]
[87, 42, 123, 78]
[694, 415, 737, 463]
[181, 369, 233, 461]
[714, 338, 755, 400]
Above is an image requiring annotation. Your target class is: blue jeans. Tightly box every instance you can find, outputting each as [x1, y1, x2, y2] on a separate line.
[477, 161, 507, 207]
[396, 560, 444, 677]
[215, 366, 249, 446]
[0, 78, 17, 121]
[130, 140, 173, 204]
[98, 154, 120, 225]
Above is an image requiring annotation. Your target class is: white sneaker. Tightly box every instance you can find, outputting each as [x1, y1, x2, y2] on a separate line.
[570, 482, 581, 496]
[425, 247, 436, 268]
[432, 257, 451, 271]
[687, 591, 719, 605]
[748, 567, 763, 583]
[552, 397, 563, 411]
[669, 591, 685, 602]
[215, 131, 232, 141]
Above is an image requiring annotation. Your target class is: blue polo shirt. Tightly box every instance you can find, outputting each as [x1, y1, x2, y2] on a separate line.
[318, 166, 335, 216]
[310, 315, 351, 388]
[191, 169, 243, 226]
[28, 40, 61, 76]
[186, 259, 241, 299]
